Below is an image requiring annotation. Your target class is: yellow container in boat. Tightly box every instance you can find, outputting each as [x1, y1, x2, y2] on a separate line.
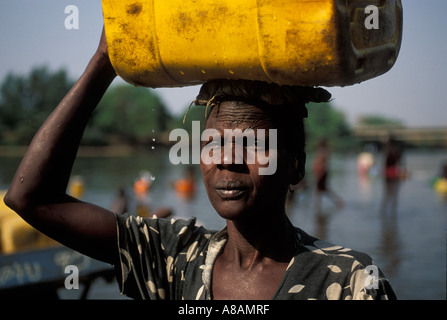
[1, 191, 59, 254]
[102, 0, 402, 88]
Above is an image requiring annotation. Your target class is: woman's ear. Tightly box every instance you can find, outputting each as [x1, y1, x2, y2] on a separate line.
[290, 152, 306, 186]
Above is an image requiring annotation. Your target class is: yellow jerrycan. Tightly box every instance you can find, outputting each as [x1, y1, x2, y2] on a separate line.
[1, 191, 59, 254]
[102, 0, 402, 88]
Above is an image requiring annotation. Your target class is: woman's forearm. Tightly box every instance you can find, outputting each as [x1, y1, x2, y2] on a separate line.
[5, 53, 116, 211]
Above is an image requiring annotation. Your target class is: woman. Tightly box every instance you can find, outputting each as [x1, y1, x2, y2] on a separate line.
[4, 29, 395, 300]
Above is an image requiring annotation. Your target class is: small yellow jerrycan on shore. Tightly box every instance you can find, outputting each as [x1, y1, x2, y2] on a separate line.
[102, 0, 402, 88]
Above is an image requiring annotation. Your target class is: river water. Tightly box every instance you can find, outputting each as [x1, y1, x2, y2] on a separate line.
[0, 148, 445, 300]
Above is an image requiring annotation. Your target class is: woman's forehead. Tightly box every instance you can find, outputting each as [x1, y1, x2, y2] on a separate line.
[206, 101, 279, 130]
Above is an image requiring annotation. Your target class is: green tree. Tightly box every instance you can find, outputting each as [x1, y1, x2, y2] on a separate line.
[89, 84, 173, 145]
[356, 114, 405, 128]
[0, 66, 73, 145]
[305, 101, 355, 151]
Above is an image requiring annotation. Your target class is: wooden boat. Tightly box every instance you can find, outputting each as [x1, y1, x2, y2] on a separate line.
[0, 191, 114, 299]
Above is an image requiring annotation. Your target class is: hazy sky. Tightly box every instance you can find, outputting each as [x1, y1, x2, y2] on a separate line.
[1, 1, 446, 127]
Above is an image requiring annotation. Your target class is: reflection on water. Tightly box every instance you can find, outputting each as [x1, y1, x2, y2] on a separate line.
[0, 148, 445, 299]
[379, 211, 401, 278]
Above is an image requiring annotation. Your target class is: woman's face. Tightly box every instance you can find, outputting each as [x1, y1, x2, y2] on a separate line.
[200, 101, 294, 221]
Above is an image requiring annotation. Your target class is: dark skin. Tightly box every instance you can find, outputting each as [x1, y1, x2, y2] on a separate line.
[5, 28, 303, 299]
[201, 102, 301, 299]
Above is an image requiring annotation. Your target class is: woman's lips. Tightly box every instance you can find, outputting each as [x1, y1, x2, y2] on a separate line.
[214, 181, 247, 200]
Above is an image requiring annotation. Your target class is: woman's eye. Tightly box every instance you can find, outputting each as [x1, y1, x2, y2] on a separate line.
[245, 140, 265, 152]
[207, 140, 222, 148]
[256, 140, 266, 151]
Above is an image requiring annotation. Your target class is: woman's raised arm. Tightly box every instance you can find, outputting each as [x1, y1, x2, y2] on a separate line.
[4, 28, 119, 265]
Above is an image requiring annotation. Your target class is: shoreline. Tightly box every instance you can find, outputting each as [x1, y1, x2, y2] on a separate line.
[0, 145, 160, 158]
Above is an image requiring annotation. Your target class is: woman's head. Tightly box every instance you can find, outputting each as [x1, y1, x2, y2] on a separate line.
[193, 79, 330, 220]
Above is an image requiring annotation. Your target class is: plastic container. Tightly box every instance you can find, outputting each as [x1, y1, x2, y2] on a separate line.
[102, 0, 402, 88]
[1, 192, 59, 254]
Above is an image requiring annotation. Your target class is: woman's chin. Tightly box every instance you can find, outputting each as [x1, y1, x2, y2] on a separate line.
[212, 199, 260, 222]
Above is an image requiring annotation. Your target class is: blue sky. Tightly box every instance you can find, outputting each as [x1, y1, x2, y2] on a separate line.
[1, 1, 446, 127]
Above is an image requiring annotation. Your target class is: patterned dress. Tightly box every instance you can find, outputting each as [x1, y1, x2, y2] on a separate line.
[114, 213, 396, 300]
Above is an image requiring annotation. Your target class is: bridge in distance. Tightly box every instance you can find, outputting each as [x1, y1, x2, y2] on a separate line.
[352, 126, 447, 149]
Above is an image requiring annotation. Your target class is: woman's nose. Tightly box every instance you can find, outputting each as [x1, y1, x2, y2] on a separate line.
[218, 141, 246, 171]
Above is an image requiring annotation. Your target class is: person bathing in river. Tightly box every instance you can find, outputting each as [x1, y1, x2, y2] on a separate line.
[312, 138, 345, 212]
[4, 29, 396, 300]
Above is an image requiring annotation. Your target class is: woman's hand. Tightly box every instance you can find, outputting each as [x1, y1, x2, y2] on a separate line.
[96, 26, 109, 58]
[92, 26, 116, 79]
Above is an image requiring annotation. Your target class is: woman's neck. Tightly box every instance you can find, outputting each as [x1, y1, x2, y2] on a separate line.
[223, 213, 297, 267]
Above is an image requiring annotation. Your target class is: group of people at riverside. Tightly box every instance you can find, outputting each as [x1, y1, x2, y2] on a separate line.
[4, 28, 397, 300]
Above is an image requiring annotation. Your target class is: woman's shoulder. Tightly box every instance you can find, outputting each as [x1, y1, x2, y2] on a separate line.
[291, 227, 396, 299]
[295, 227, 375, 269]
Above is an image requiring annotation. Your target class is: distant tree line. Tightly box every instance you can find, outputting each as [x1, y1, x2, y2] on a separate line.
[0, 66, 405, 151]
[0, 66, 174, 146]
[0, 66, 74, 145]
